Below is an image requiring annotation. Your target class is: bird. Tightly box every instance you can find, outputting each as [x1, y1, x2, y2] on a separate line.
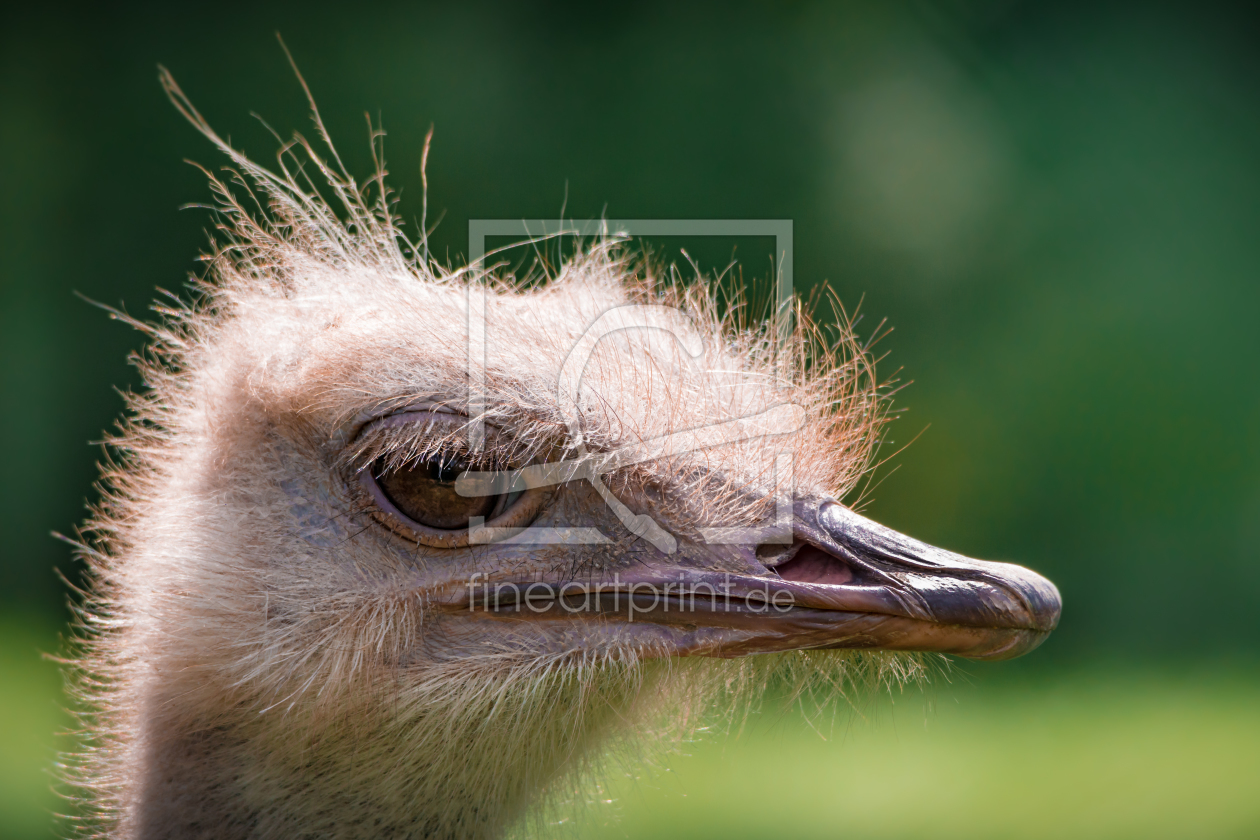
[61, 66, 1061, 840]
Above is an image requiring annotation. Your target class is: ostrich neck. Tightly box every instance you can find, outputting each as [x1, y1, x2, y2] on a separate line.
[120, 661, 644, 839]
[125, 705, 546, 839]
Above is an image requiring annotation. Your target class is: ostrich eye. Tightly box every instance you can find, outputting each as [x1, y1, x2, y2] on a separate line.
[371, 456, 526, 532]
[356, 410, 540, 547]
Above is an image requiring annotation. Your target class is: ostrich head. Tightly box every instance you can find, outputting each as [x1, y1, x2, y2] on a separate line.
[67, 70, 1060, 840]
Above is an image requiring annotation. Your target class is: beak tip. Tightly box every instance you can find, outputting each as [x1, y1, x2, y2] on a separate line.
[962, 561, 1060, 660]
[1002, 561, 1063, 634]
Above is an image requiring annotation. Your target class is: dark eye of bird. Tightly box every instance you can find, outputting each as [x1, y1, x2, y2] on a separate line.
[373, 456, 497, 530]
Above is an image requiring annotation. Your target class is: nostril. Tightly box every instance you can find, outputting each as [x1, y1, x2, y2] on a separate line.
[774, 544, 857, 586]
[755, 541, 796, 567]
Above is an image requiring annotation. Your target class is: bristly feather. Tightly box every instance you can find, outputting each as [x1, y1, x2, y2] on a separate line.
[59, 64, 911, 840]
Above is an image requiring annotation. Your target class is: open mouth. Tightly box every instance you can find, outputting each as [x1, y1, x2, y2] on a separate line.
[773, 543, 859, 585]
[441, 502, 1061, 662]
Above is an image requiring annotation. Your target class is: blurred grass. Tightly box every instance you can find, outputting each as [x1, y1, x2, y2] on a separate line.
[564, 666, 1260, 840]
[0, 617, 71, 840]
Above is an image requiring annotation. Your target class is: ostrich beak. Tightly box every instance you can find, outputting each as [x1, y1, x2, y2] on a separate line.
[454, 500, 1060, 662]
[579, 500, 1062, 661]
[740, 500, 1064, 660]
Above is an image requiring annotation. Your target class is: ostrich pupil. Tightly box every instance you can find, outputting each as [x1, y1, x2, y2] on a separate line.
[376, 457, 496, 529]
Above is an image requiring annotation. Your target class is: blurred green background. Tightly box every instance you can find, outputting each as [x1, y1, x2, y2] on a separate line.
[2, 1, 1258, 837]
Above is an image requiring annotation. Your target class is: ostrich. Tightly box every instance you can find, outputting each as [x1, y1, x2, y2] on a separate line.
[63, 68, 1060, 840]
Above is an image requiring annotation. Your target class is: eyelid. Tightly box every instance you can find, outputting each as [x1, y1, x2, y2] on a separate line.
[368, 408, 469, 433]
[351, 409, 477, 472]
